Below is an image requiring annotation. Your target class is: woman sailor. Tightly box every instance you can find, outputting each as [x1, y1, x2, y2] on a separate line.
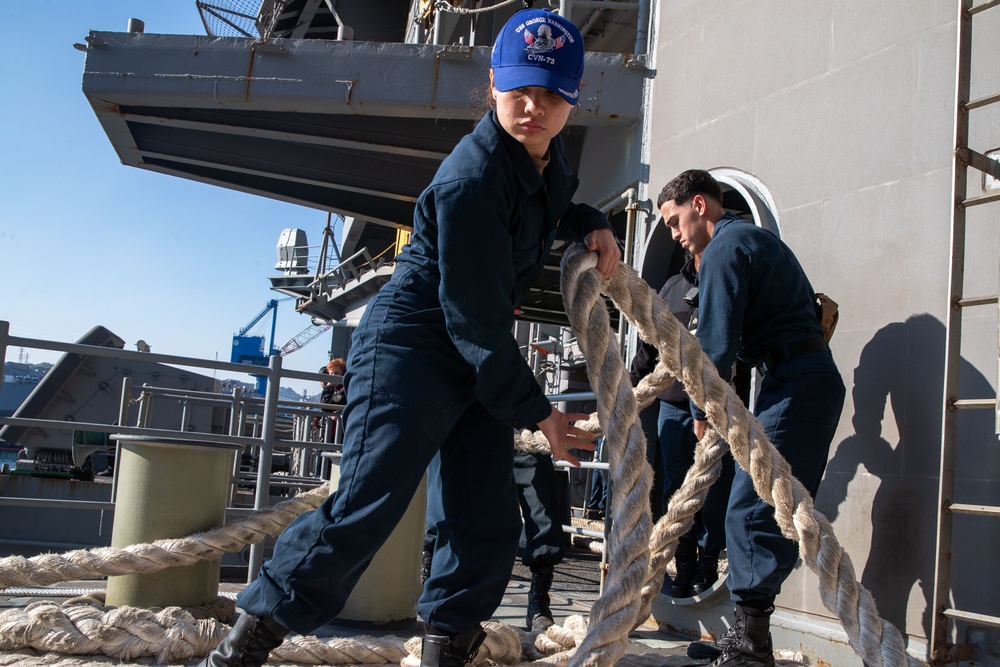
[197, 9, 619, 667]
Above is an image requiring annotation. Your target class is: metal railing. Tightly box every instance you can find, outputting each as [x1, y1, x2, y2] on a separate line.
[0, 323, 613, 587]
[0, 320, 343, 578]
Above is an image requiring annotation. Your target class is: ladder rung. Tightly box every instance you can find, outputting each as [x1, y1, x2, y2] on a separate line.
[956, 294, 999, 307]
[956, 146, 1000, 179]
[943, 608, 1000, 628]
[969, 0, 1000, 16]
[949, 503, 1000, 517]
[951, 398, 995, 409]
[961, 191, 1000, 207]
[966, 91, 1000, 111]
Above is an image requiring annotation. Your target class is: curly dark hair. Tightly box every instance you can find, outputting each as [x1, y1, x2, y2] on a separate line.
[656, 169, 722, 209]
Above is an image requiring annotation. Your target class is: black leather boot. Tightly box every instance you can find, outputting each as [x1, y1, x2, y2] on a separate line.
[687, 606, 742, 660]
[196, 613, 290, 667]
[525, 564, 555, 631]
[690, 604, 774, 667]
[420, 624, 487, 667]
[691, 546, 721, 595]
[669, 538, 698, 598]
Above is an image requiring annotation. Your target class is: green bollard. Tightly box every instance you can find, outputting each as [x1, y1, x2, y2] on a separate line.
[106, 436, 239, 609]
[324, 453, 427, 625]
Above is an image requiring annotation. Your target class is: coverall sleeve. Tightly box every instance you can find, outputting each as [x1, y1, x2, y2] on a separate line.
[689, 242, 749, 421]
[629, 339, 658, 387]
[557, 202, 615, 242]
[430, 179, 553, 428]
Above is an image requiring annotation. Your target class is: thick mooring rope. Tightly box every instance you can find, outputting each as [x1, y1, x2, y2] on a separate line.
[560, 248, 652, 667]
[0, 246, 915, 667]
[0, 484, 331, 588]
[0, 598, 583, 667]
[0, 596, 414, 665]
[556, 245, 916, 667]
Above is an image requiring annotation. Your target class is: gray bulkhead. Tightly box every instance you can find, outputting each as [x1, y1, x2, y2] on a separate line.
[638, 2, 1000, 664]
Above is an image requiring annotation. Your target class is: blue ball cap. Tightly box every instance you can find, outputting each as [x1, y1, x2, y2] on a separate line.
[491, 9, 584, 105]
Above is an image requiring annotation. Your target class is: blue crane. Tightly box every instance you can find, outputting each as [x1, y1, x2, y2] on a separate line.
[231, 300, 279, 394]
[231, 299, 334, 395]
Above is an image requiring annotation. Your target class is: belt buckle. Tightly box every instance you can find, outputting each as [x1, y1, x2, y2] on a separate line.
[757, 354, 774, 375]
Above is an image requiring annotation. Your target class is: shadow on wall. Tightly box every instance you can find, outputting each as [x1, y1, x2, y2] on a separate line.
[817, 313, 998, 642]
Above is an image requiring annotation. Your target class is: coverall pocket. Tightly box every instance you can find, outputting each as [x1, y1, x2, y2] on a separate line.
[372, 309, 473, 412]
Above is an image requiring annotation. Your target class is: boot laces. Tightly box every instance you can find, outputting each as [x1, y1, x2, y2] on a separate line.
[238, 621, 285, 660]
[716, 612, 743, 650]
[453, 634, 485, 665]
[701, 624, 744, 667]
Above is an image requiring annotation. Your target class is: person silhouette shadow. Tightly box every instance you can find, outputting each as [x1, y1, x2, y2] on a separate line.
[816, 313, 998, 644]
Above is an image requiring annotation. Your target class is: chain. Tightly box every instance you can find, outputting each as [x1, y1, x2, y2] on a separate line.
[434, 0, 525, 16]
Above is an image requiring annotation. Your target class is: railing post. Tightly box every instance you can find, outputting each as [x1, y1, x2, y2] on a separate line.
[228, 387, 246, 507]
[247, 353, 283, 581]
[110, 376, 134, 503]
[136, 385, 153, 427]
[179, 399, 191, 433]
[229, 386, 243, 436]
[0, 321, 8, 405]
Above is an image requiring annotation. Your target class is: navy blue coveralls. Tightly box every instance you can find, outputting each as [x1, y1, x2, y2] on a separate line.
[235, 111, 611, 635]
[512, 450, 565, 569]
[424, 450, 565, 572]
[693, 213, 845, 608]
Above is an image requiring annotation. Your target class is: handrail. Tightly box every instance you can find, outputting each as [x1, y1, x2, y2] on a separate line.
[0, 320, 608, 584]
[0, 319, 340, 579]
[0, 418, 258, 449]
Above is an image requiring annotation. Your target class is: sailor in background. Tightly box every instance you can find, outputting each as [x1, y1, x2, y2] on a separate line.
[196, 9, 619, 667]
[315, 358, 346, 441]
[421, 448, 568, 633]
[658, 169, 844, 667]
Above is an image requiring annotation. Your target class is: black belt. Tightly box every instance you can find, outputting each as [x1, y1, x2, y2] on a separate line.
[758, 336, 829, 374]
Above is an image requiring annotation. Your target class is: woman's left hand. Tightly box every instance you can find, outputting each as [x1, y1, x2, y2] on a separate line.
[584, 228, 621, 279]
[538, 406, 596, 467]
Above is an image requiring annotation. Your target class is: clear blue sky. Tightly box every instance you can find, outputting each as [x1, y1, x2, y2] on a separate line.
[1, 3, 337, 397]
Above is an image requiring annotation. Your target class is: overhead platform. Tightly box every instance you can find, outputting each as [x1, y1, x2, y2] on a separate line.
[80, 21, 644, 326]
[82, 32, 643, 222]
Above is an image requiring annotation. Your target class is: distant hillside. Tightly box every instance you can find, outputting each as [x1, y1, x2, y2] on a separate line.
[222, 377, 318, 402]
[2, 361, 52, 382]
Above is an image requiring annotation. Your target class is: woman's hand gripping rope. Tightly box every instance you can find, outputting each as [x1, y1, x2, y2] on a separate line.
[538, 406, 595, 467]
[583, 228, 620, 279]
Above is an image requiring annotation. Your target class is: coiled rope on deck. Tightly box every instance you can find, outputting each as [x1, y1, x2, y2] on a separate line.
[0, 595, 413, 665]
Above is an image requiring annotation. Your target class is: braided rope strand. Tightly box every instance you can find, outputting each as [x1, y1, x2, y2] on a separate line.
[0, 484, 331, 589]
[561, 246, 652, 667]
[585, 249, 915, 667]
